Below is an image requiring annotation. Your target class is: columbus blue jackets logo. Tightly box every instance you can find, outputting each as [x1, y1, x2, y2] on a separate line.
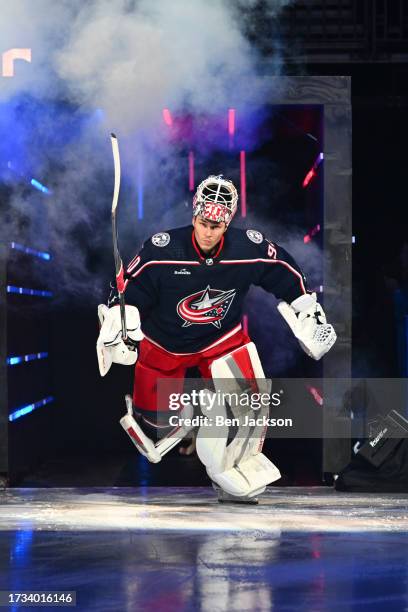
[177, 285, 236, 328]
[152, 232, 170, 247]
[247, 229, 263, 244]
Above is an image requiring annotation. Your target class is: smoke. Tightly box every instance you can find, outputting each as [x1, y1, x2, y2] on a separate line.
[56, 0, 264, 129]
[1, 0, 288, 123]
[1, 0, 298, 303]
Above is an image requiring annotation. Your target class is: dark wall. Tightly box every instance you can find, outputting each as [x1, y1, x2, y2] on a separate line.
[299, 62, 408, 376]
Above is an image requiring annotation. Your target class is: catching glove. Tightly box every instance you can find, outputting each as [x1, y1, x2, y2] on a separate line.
[277, 293, 336, 360]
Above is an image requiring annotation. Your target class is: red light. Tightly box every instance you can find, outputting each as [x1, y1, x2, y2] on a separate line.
[307, 386, 323, 406]
[240, 150, 246, 218]
[162, 108, 173, 127]
[302, 152, 323, 188]
[304, 224, 321, 244]
[302, 168, 316, 188]
[228, 109, 235, 136]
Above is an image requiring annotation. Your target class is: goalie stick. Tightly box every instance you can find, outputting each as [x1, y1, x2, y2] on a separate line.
[110, 133, 127, 340]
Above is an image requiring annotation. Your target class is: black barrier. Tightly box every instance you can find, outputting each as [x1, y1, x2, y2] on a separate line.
[0, 240, 54, 483]
[263, 77, 352, 472]
[0, 243, 8, 480]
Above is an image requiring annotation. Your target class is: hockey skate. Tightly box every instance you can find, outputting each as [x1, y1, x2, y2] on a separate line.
[212, 483, 259, 504]
[178, 431, 197, 456]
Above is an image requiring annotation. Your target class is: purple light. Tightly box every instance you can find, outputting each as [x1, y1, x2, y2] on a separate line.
[188, 151, 195, 191]
[7, 352, 48, 366]
[7, 285, 52, 297]
[240, 151, 246, 218]
[10, 242, 51, 260]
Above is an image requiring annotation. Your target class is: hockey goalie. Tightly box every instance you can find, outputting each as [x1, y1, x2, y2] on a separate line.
[97, 173, 336, 503]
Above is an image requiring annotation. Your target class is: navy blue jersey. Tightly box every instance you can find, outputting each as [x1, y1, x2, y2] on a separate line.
[115, 225, 307, 354]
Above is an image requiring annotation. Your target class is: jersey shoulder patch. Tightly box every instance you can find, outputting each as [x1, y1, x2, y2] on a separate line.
[246, 229, 264, 244]
[151, 232, 170, 247]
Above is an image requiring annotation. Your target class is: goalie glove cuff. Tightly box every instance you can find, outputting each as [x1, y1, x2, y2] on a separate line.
[291, 292, 317, 313]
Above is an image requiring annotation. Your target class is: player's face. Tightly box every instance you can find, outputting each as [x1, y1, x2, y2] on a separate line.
[193, 216, 226, 253]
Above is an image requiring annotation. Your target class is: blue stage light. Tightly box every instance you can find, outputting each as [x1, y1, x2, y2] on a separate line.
[12, 529, 33, 566]
[6, 285, 52, 297]
[30, 178, 51, 194]
[10, 242, 51, 261]
[9, 396, 54, 422]
[7, 352, 48, 366]
[7, 356, 22, 365]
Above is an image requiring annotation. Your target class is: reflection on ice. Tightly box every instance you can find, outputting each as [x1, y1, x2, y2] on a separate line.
[0, 487, 407, 532]
[1, 488, 408, 611]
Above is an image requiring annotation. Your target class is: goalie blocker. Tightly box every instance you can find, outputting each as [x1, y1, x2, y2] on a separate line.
[96, 304, 143, 376]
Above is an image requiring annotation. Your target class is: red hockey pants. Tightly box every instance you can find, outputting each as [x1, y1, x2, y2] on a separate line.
[133, 330, 251, 413]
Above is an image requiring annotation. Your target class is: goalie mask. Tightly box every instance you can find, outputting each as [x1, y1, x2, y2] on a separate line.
[193, 175, 238, 227]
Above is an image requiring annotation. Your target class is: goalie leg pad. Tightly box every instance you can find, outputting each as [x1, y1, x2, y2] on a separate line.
[210, 453, 281, 498]
[120, 395, 195, 463]
[196, 389, 229, 474]
[210, 342, 271, 397]
[196, 345, 281, 497]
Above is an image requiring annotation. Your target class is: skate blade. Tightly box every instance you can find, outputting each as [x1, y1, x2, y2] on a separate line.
[218, 495, 259, 505]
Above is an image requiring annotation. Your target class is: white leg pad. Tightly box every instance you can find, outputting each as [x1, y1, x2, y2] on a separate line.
[196, 343, 281, 497]
[120, 411, 162, 463]
[196, 389, 229, 473]
[208, 453, 281, 498]
[196, 389, 281, 497]
[120, 395, 195, 463]
[210, 341, 271, 397]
